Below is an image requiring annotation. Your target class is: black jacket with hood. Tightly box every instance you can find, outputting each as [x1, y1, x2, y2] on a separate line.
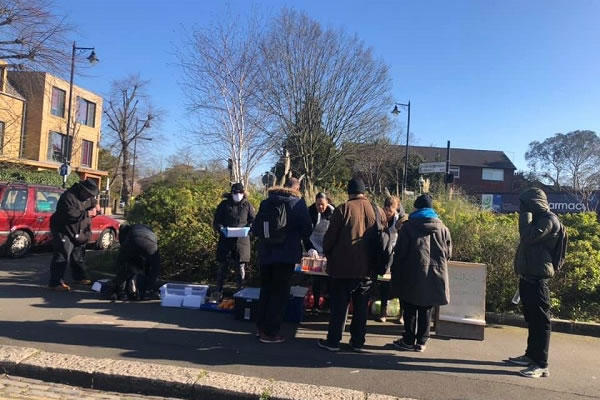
[50, 183, 95, 244]
[514, 188, 561, 278]
[213, 194, 255, 263]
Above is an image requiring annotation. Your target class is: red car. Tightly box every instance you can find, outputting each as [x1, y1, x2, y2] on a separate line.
[0, 182, 120, 258]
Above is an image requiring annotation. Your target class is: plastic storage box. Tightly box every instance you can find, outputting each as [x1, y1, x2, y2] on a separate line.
[159, 283, 209, 308]
[233, 286, 308, 322]
[220, 227, 251, 238]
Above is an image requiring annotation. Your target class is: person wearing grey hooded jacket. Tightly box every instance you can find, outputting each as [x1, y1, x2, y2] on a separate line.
[509, 188, 562, 378]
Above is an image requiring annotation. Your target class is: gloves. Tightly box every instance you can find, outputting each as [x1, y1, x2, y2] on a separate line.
[307, 249, 319, 258]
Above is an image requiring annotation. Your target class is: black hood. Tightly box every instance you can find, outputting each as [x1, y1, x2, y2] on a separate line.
[520, 188, 550, 215]
[409, 218, 444, 235]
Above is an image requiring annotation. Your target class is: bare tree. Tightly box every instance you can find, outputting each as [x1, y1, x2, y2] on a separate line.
[103, 75, 160, 204]
[258, 9, 392, 194]
[526, 130, 600, 210]
[0, 0, 71, 73]
[178, 12, 274, 187]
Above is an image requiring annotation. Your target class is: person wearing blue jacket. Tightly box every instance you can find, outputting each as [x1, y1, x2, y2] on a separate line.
[252, 178, 313, 343]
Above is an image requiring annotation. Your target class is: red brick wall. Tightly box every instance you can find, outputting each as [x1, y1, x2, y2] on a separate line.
[453, 166, 514, 194]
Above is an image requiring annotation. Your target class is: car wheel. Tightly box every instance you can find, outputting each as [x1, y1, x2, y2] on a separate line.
[7, 230, 32, 258]
[97, 229, 115, 250]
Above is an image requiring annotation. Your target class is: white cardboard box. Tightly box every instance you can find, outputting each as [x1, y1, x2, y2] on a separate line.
[160, 283, 209, 308]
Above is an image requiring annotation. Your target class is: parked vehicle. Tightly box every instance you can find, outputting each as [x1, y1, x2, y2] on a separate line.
[0, 182, 120, 258]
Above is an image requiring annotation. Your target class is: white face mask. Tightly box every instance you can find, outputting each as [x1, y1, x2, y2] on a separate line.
[232, 193, 244, 203]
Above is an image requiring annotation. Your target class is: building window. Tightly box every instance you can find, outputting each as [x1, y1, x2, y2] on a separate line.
[81, 139, 93, 167]
[47, 131, 72, 163]
[0, 121, 4, 155]
[1, 189, 28, 212]
[482, 168, 504, 181]
[449, 166, 460, 179]
[51, 87, 66, 117]
[77, 97, 96, 127]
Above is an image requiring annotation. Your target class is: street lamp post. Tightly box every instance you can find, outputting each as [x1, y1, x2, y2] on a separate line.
[391, 101, 411, 200]
[62, 41, 99, 188]
[130, 118, 152, 202]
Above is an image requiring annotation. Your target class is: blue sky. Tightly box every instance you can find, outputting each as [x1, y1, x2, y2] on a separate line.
[57, 0, 600, 173]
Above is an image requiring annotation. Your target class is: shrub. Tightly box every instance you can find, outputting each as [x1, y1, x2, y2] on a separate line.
[0, 165, 80, 187]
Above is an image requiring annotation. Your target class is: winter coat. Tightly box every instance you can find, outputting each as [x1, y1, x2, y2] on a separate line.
[514, 188, 561, 278]
[50, 183, 95, 244]
[308, 203, 335, 253]
[383, 214, 408, 273]
[323, 196, 385, 279]
[391, 209, 452, 307]
[213, 194, 256, 263]
[252, 187, 312, 265]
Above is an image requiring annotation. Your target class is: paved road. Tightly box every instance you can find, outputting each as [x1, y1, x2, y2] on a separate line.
[1, 253, 599, 400]
[0, 374, 183, 399]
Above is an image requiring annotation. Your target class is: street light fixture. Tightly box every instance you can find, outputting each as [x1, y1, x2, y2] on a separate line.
[130, 118, 153, 201]
[391, 101, 411, 200]
[62, 41, 99, 188]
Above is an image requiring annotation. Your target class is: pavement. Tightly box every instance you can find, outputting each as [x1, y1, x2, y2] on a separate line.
[1, 253, 599, 400]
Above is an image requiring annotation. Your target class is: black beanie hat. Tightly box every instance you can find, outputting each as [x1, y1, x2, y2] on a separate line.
[414, 194, 433, 209]
[231, 183, 244, 193]
[347, 178, 366, 195]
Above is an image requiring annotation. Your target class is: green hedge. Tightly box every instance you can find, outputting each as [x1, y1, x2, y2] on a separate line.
[128, 176, 600, 321]
[0, 165, 80, 187]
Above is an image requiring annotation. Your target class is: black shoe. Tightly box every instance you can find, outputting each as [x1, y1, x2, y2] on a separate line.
[140, 290, 160, 301]
[392, 339, 414, 351]
[349, 339, 365, 353]
[317, 339, 340, 352]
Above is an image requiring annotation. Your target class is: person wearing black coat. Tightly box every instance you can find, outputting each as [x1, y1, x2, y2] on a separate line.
[110, 224, 161, 301]
[213, 183, 255, 298]
[48, 179, 100, 290]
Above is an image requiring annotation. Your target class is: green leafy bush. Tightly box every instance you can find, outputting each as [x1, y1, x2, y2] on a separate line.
[0, 165, 80, 187]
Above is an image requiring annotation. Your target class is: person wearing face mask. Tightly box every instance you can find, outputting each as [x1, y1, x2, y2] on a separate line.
[307, 192, 335, 313]
[48, 179, 100, 291]
[213, 183, 256, 299]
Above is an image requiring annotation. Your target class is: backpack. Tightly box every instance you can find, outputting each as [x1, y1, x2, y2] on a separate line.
[253, 198, 290, 245]
[549, 214, 568, 272]
[368, 201, 392, 276]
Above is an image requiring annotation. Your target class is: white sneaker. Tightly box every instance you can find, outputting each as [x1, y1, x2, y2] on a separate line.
[519, 364, 550, 378]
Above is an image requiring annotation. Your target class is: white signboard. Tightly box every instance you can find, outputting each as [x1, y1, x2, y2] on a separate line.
[439, 261, 486, 326]
[419, 162, 447, 174]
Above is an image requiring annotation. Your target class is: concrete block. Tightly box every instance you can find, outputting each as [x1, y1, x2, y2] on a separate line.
[93, 359, 201, 399]
[0, 345, 39, 373]
[13, 351, 111, 388]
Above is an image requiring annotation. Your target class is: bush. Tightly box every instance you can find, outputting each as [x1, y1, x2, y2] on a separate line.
[0, 165, 80, 187]
[432, 193, 600, 322]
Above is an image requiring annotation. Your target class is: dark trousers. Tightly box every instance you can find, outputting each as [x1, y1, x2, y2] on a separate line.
[402, 302, 433, 346]
[256, 263, 294, 336]
[326, 278, 371, 347]
[49, 233, 88, 286]
[113, 242, 161, 296]
[379, 281, 391, 315]
[216, 261, 246, 294]
[520, 277, 551, 368]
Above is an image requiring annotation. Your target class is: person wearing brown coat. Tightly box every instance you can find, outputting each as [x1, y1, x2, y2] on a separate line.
[391, 194, 452, 352]
[317, 178, 384, 352]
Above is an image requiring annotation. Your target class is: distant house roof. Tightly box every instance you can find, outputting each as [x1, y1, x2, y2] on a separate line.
[403, 145, 517, 170]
